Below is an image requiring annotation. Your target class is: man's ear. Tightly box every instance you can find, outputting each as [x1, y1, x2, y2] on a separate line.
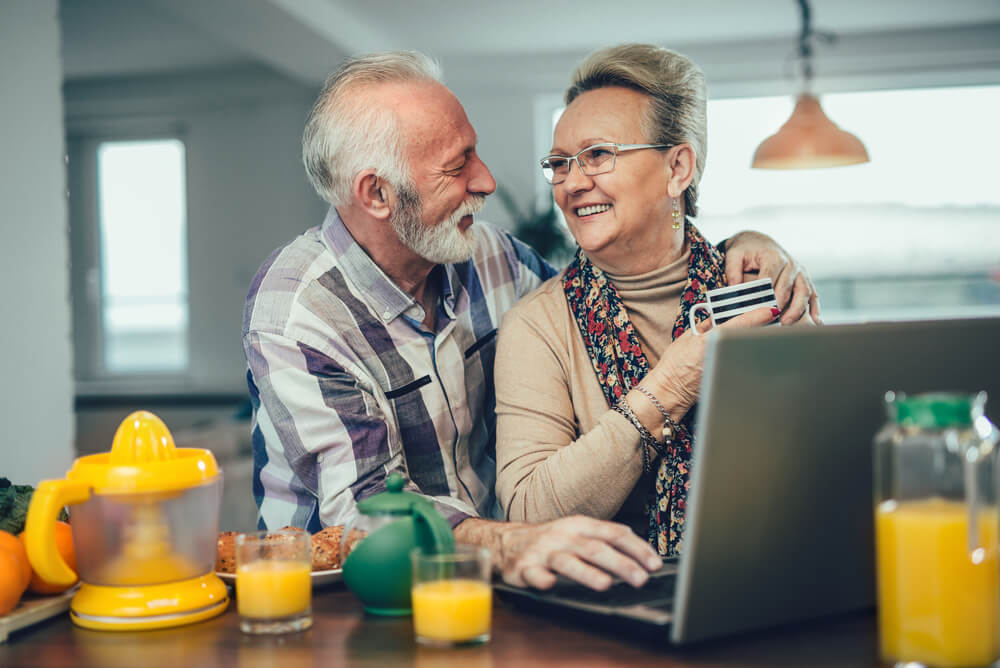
[665, 144, 696, 199]
[352, 169, 393, 220]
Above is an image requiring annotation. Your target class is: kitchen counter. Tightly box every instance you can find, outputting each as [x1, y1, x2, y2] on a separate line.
[0, 584, 881, 667]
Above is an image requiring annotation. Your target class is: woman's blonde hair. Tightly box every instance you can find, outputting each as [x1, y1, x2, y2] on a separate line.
[565, 44, 707, 217]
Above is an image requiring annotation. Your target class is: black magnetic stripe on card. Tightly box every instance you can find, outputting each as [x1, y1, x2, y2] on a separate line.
[709, 283, 774, 300]
[712, 294, 777, 314]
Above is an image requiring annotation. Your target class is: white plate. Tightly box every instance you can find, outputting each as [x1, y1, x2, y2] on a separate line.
[216, 569, 342, 588]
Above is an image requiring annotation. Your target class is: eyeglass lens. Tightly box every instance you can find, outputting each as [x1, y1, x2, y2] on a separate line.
[542, 144, 617, 183]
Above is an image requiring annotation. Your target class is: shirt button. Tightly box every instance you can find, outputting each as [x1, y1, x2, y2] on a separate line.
[383, 310, 392, 319]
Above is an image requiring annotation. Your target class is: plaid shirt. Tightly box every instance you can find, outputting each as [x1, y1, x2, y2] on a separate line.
[243, 208, 555, 531]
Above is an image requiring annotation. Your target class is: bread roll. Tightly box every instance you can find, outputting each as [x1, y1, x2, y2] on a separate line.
[215, 525, 346, 573]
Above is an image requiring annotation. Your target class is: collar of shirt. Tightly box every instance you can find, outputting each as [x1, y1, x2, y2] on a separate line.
[321, 207, 459, 325]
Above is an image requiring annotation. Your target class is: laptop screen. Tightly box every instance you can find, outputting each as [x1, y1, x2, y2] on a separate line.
[673, 317, 1000, 643]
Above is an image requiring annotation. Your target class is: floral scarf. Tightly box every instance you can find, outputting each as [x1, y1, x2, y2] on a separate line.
[562, 221, 727, 556]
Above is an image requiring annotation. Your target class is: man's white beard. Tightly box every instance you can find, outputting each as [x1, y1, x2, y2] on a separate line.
[391, 187, 484, 264]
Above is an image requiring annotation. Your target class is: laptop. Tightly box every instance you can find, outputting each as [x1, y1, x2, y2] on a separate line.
[495, 317, 1000, 644]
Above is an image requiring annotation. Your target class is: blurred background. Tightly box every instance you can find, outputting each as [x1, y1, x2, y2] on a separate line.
[2, 0, 998, 529]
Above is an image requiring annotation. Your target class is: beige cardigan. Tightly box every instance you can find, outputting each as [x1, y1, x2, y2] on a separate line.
[494, 250, 690, 536]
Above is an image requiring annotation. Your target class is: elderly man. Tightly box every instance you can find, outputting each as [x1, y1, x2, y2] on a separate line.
[243, 51, 817, 591]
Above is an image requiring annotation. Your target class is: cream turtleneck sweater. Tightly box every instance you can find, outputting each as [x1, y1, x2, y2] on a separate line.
[494, 247, 690, 536]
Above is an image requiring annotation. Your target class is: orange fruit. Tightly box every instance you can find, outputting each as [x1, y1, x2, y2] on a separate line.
[19, 521, 78, 595]
[0, 530, 31, 591]
[0, 549, 28, 615]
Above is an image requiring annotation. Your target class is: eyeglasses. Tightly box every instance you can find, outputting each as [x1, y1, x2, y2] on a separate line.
[540, 142, 673, 185]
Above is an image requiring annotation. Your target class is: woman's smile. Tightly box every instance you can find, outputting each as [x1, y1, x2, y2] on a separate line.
[574, 203, 613, 218]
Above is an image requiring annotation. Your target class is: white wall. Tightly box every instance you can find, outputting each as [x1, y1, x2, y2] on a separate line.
[453, 86, 539, 230]
[65, 68, 328, 396]
[0, 1, 76, 483]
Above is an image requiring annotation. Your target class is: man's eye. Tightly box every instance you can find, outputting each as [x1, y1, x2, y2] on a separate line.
[547, 158, 568, 171]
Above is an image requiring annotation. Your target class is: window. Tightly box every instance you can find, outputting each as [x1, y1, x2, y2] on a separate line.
[698, 86, 1000, 322]
[540, 85, 1000, 322]
[96, 139, 189, 373]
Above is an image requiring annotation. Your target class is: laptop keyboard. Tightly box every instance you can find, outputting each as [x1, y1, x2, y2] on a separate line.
[544, 563, 678, 610]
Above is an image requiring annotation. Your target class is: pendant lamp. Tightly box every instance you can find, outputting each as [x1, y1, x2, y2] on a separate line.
[751, 0, 869, 169]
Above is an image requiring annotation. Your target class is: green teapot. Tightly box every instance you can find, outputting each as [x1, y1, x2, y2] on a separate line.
[340, 473, 455, 615]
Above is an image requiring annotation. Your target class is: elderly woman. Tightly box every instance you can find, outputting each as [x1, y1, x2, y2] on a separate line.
[495, 44, 816, 559]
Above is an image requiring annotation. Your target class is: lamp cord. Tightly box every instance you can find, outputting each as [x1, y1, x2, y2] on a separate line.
[797, 0, 813, 82]
[794, 0, 835, 89]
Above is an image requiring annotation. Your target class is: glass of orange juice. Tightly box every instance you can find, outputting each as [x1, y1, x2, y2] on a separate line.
[235, 529, 312, 634]
[411, 545, 492, 647]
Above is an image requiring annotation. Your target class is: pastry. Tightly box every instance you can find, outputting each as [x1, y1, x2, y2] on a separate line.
[215, 525, 347, 573]
[215, 531, 238, 574]
[310, 525, 343, 570]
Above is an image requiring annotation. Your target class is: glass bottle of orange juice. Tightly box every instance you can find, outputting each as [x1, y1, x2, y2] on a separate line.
[874, 391, 999, 668]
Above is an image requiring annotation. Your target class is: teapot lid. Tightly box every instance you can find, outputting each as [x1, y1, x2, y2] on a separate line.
[66, 411, 219, 495]
[894, 392, 984, 429]
[357, 473, 431, 515]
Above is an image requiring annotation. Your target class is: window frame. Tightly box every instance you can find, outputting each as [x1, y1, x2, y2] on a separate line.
[67, 129, 192, 383]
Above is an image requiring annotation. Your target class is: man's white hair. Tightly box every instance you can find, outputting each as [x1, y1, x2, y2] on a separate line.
[303, 51, 443, 207]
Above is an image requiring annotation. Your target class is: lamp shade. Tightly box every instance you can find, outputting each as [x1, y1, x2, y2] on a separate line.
[751, 93, 869, 169]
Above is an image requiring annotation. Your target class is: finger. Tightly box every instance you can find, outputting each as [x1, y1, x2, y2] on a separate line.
[519, 564, 558, 590]
[724, 249, 746, 286]
[567, 518, 662, 572]
[718, 305, 781, 330]
[780, 275, 811, 325]
[765, 263, 797, 311]
[809, 291, 823, 324]
[605, 532, 662, 574]
[694, 314, 714, 336]
[549, 551, 614, 591]
[566, 538, 651, 588]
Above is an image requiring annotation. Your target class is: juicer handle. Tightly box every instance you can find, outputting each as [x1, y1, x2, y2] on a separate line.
[24, 480, 90, 586]
[412, 501, 455, 555]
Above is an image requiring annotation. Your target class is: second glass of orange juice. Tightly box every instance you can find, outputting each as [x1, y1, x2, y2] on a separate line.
[235, 529, 312, 634]
[411, 545, 492, 647]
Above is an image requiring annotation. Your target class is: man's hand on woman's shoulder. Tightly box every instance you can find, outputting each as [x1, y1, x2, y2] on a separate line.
[722, 230, 822, 326]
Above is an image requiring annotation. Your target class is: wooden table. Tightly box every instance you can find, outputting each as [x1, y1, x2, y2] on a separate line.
[0, 583, 882, 667]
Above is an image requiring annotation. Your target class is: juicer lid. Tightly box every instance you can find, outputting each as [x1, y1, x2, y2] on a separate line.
[66, 411, 220, 495]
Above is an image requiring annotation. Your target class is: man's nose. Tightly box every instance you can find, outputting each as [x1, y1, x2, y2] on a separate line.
[468, 154, 496, 195]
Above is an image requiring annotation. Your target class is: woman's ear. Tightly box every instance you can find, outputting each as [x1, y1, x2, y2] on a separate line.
[352, 170, 394, 220]
[665, 144, 696, 199]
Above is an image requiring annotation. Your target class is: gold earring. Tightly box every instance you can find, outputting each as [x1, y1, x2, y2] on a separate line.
[671, 198, 682, 230]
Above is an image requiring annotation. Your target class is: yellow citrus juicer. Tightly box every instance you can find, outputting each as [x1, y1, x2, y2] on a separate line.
[24, 411, 229, 630]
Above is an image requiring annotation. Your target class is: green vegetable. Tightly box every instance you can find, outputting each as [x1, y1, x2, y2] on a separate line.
[0, 477, 68, 535]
